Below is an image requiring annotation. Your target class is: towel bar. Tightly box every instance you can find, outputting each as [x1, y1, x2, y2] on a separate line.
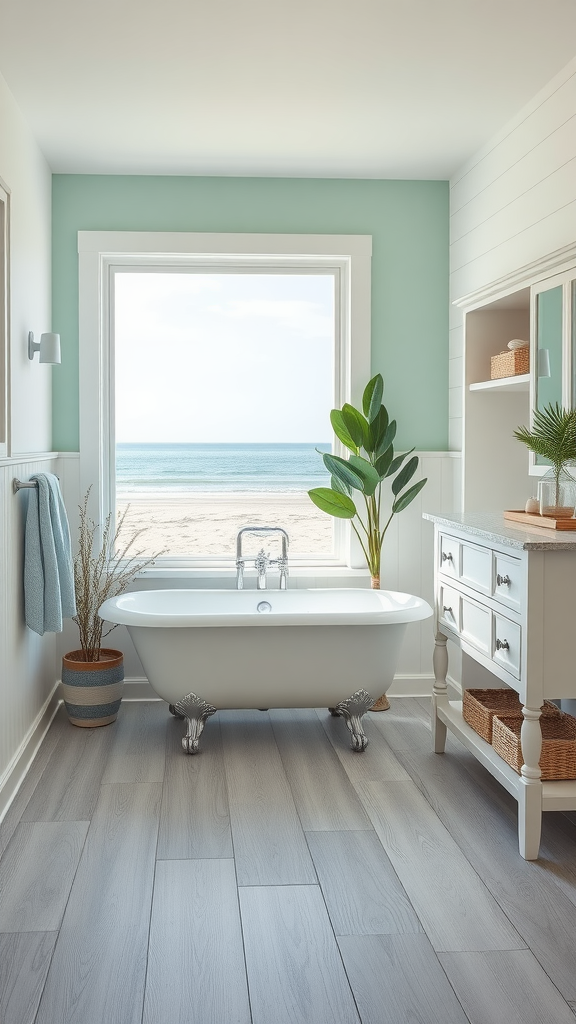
[13, 478, 38, 492]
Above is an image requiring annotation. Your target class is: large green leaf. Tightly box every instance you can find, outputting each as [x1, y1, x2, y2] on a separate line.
[349, 455, 381, 496]
[368, 405, 389, 454]
[391, 455, 419, 496]
[362, 374, 384, 422]
[341, 404, 369, 450]
[308, 487, 357, 519]
[375, 421, 396, 459]
[392, 478, 427, 513]
[330, 410, 358, 454]
[385, 447, 415, 478]
[331, 474, 351, 495]
[322, 452, 364, 491]
[374, 446, 394, 479]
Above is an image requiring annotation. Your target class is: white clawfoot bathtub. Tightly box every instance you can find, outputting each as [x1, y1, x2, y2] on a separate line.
[99, 588, 432, 753]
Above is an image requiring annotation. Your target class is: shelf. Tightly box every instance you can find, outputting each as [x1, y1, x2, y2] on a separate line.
[469, 374, 530, 393]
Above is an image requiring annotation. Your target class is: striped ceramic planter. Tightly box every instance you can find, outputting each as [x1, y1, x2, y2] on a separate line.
[62, 649, 124, 727]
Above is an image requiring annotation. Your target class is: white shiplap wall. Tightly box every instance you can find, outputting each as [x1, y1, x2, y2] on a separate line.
[449, 56, 576, 451]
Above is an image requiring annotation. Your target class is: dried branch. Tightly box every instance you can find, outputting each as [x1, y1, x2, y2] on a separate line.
[72, 488, 166, 661]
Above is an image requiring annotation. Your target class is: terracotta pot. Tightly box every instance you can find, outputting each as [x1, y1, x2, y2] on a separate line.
[62, 649, 124, 727]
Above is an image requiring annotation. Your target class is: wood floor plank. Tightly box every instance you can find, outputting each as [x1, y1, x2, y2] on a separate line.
[396, 744, 576, 999]
[143, 859, 251, 1024]
[221, 710, 316, 885]
[35, 782, 162, 1024]
[22, 717, 115, 821]
[440, 949, 576, 1024]
[157, 716, 232, 859]
[240, 885, 360, 1024]
[0, 931, 57, 1024]
[338, 934, 470, 1024]
[100, 701, 167, 783]
[0, 708, 68, 855]
[316, 708, 411, 784]
[358, 779, 525, 952]
[269, 709, 372, 830]
[306, 830, 422, 936]
[0, 821, 89, 932]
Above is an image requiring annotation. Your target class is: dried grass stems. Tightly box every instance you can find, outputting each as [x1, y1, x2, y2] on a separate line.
[73, 490, 165, 661]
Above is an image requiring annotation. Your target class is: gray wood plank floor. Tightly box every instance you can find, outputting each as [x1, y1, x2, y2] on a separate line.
[2, 697, 576, 1023]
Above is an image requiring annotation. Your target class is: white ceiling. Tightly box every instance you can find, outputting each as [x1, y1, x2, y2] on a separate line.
[1, 0, 576, 179]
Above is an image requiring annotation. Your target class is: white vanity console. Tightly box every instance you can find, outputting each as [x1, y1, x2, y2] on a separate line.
[424, 511, 576, 860]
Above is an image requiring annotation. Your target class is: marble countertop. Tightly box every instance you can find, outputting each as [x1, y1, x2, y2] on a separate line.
[422, 511, 576, 550]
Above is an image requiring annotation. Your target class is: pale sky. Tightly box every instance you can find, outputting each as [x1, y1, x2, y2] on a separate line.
[114, 271, 335, 443]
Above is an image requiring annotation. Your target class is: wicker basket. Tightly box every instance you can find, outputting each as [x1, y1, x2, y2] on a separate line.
[492, 713, 576, 779]
[462, 688, 560, 744]
[490, 347, 530, 380]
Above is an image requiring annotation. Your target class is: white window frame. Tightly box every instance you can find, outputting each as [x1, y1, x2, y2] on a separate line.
[78, 231, 372, 573]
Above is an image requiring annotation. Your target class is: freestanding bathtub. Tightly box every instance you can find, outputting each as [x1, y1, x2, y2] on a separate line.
[99, 588, 432, 753]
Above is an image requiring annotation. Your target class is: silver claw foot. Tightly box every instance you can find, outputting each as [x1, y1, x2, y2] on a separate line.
[168, 704, 185, 719]
[172, 692, 217, 754]
[334, 689, 375, 752]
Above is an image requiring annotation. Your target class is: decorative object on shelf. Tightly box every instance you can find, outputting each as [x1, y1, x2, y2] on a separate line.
[308, 373, 427, 713]
[514, 402, 576, 517]
[62, 488, 165, 727]
[492, 712, 576, 780]
[504, 509, 576, 531]
[524, 497, 539, 514]
[462, 688, 560, 744]
[490, 339, 529, 380]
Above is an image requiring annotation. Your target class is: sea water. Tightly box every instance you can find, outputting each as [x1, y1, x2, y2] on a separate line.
[116, 442, 331, 494]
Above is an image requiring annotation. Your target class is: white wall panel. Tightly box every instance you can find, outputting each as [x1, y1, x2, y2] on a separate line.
[0, 455, 60, 816]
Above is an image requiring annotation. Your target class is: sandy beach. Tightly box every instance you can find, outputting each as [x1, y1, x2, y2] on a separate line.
[116, 491, 333, 558]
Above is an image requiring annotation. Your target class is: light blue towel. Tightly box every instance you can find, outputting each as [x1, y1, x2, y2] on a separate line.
[24, 473, 76, 635]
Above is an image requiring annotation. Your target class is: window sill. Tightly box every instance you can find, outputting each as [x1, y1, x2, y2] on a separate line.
[132, 565, 371, 585]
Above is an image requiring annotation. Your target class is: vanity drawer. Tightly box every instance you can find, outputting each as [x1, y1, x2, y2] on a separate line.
[493, 613, 521, 679]
[438, 533, 491, 595]
[439, 535, 460, 578]
[460, 594, 491, 656]
[438, 584, 460, 633]
[492, 552, 523, 612]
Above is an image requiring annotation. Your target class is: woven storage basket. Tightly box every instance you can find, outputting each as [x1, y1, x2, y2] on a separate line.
[490, 347, 530, 379]
[492, 713, 576, 779]
[462, 688, 560, 744]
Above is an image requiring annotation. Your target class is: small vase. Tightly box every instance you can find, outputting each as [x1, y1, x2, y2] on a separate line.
[537, 467, 576, 518]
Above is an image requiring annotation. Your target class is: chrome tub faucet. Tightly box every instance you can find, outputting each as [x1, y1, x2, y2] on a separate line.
[236, 526, 290, 590]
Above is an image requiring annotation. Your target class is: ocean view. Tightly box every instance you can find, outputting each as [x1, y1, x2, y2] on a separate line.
[116, 442, 331, 494]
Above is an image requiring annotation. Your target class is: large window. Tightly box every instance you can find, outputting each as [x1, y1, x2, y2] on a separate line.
[78, 232, 371, 570]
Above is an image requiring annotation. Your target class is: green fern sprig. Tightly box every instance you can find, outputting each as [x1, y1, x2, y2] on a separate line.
[514, 403, 576, 474]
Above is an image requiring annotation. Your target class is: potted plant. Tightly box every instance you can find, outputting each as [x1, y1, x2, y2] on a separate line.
[308, 373, 427, 710]
[514, 403, 576, 517]
[62, 490, 163, 727]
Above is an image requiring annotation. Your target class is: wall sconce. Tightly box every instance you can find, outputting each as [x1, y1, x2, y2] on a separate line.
[28, 331, 61, 364]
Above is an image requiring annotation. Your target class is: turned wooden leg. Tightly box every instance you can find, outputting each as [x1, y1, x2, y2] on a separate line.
[518, 705, 543, 860]
[432, 631, 448, 754]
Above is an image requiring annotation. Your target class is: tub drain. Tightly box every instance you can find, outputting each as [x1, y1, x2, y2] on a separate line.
[257, 601, 272, 613]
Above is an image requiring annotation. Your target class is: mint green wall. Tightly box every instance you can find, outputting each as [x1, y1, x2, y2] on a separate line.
[52, 175, 448, 451]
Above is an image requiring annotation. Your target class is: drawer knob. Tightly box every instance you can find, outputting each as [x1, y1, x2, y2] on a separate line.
[442, 552, 453, 563]
[443, 605, 453, 615]
[497, 574, 511, 587]
[495, 638, 510, 651]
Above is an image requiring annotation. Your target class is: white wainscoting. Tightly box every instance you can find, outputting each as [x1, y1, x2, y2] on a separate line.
[57, 450, 460, 701]
[0, 454, 61, 825]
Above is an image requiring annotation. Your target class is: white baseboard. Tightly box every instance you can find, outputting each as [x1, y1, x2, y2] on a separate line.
[120, 674, 436, 702]
[0, 684, 62, 827]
